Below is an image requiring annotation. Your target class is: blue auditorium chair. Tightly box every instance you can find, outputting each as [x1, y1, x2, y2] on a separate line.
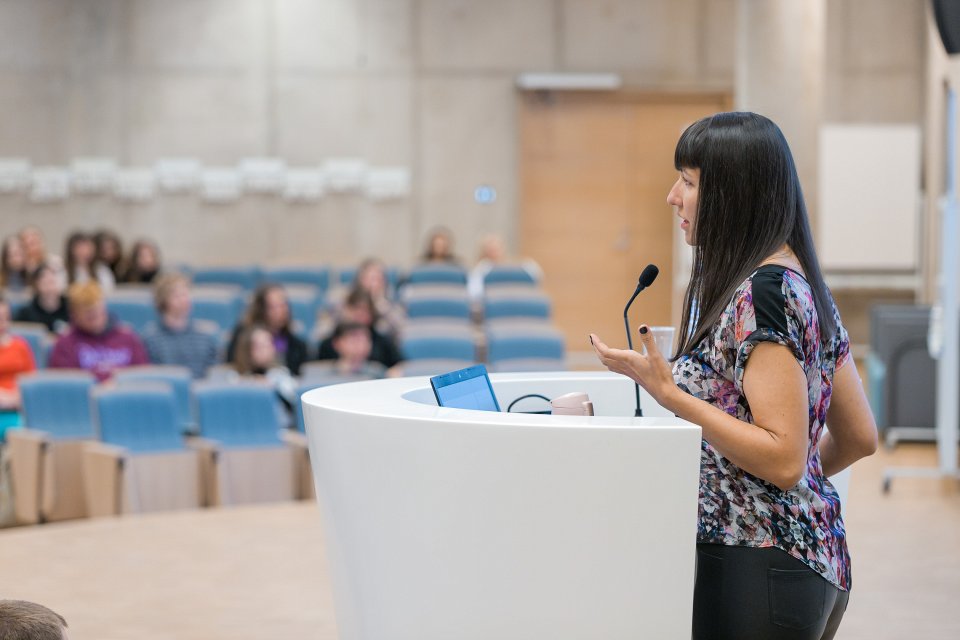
[406, 297, 472, 322]
[263, 265, 331, 293]
[483, 296, 551, 322]
[407, 264, 468, 286]
[106, 297, 158, 333]
[486, 329, 566, 373]
[483, 266, 538, 287]
[84, 383, 205, 515]
[190, 288, 245, 333]
[401, 334, 476, 362]
[114, 365, 195, 433]
[6, 370, 97, 523]
[9, 321, 51, 369]
[285, 285, 324, 339]
[191, 265, 261, 291]
[193, 380, 299, 505]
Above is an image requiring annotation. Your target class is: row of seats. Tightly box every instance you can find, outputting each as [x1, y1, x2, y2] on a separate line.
[181, 262, 538, 292]
[7, 367, 315, 525]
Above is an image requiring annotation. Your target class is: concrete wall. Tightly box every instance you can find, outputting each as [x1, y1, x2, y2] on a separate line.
[0, 0, 925, 270]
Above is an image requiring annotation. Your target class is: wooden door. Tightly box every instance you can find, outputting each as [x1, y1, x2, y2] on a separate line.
[519, 91, 730, 359]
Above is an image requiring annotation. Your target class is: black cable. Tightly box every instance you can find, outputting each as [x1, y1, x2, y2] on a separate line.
[507, 393, 552, 413]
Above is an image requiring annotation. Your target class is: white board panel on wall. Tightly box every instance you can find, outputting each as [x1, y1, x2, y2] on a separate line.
[818, 125, 921, 271]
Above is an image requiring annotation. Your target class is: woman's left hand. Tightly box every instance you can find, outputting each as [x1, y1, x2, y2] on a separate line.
[590, 326, 680, 411]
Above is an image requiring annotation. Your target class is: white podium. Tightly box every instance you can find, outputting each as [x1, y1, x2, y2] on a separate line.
[303, 372, 703, 640]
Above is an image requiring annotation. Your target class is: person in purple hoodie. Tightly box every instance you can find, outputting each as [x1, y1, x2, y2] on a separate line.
[48, 281, 148, 381]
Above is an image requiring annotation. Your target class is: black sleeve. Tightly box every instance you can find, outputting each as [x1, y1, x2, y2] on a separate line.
[316, 337, 338, 361]
[751, 270, 791, 336]
[285, 333, 308, 376]
[225, 325, 241, 363]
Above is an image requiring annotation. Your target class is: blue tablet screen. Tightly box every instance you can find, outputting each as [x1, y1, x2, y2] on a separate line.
[430, 364, 501, 412]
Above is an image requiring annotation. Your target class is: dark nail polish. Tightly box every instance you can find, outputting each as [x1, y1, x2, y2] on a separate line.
[588, 335, 594, 345]
[639, 326, 648, 335]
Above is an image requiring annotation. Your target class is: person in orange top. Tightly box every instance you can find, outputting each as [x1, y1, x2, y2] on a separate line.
[0, 293, 36, 440]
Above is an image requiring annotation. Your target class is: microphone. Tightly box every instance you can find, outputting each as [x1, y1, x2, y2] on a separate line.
[624, 264, 659, 417]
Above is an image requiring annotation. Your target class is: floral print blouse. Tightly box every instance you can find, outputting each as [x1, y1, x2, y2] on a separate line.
[672, 264, 852, 590]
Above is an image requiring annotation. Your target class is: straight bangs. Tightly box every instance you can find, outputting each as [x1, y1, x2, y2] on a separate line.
[674, 118, 710, 171]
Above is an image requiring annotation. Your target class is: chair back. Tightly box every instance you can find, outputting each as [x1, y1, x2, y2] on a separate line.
[93, 383, 184, 453]
[18, 370, 97, 439]
[114, 365, 194, 432]
[194, 381, 283, 447]
[106, 298, 157, 333]
[9, 322, 51, 369]
[483, 266, 538, 286]
[262, 265, 331, 293]
[407, 265, 467, 286]
[191, 265, 261, 291]
[401, 335, 476, 362]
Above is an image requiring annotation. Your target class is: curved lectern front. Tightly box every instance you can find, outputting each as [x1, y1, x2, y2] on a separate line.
[302, 372, 702, 640]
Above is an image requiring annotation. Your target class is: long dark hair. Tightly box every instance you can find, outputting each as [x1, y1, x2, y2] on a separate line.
[674, 112, 836, 358]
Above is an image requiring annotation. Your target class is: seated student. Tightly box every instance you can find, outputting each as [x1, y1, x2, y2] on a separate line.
[419, 226, 462, 266]
[316, 321, 388, 377]
[142, 273, 218, 378]
[231, 324, 297, 425]
[0, 294, 36, 441]
[64, 230, 115, 292]
[94, 228, 125, 281]
[466, 233, 543, 301]
[0, 600, 69, 640]
[226, 283, 308, 376]
[0, 234, 29, 292]
[14, 264, 70, 334]
[316, 288, 402, 370]
[48, 281, 149, 381]
[123, 239, 162, 284]
[19, 225, 66, 290]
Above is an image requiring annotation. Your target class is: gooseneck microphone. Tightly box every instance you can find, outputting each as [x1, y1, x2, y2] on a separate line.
[624, 264, 659, 417]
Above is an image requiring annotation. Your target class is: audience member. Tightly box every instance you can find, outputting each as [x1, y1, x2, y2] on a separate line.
[316, 321, 386, 377]
[231, 323, 297, 423]
[142, 273, 218, 379]
[64, 231, 115, 292]
[317, 288, 402, 369]
[227, 283, 307, 375]
[123, 239, 162, 284]
[14, 264, 70, 334]
[0, 294, 36, 440]
[0, 600, 68, 640]
[48, 282, 148, 381]
[467, 233, 543, 301]
[94, 229, 125, 281]
[0, 235, 29, 292]
[419, 226, 461, 265]
[19, 225, 66, 288]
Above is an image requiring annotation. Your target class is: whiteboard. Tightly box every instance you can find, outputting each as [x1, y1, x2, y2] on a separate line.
[818, 125, 921, 271]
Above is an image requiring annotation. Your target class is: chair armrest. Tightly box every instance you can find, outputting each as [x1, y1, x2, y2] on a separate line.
[82, 442, 128, 517]
[6, 428, 53, 525]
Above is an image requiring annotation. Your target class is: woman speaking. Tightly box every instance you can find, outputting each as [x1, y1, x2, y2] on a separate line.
[591, 112, 878, 640]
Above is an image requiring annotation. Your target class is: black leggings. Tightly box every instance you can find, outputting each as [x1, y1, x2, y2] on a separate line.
[692, 544, 849, 640]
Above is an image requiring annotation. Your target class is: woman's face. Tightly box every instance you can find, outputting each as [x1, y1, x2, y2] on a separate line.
[99, 237, 120, 263]
[358, 263, 386, 296]
[429, 233, 450, 258]
[71, 238, 95, 264]
[667, 167, 700, 246]
[4, 237, 25, 269]
[136, 244, 158, 271]
[249, 328, 276, 368]
[35, 268, 61, 297]
[263, 288, 289, 330]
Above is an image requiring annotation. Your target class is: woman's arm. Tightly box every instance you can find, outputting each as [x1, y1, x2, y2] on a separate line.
[591, 330, 810, 491]
[819, 359, 878, 476]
